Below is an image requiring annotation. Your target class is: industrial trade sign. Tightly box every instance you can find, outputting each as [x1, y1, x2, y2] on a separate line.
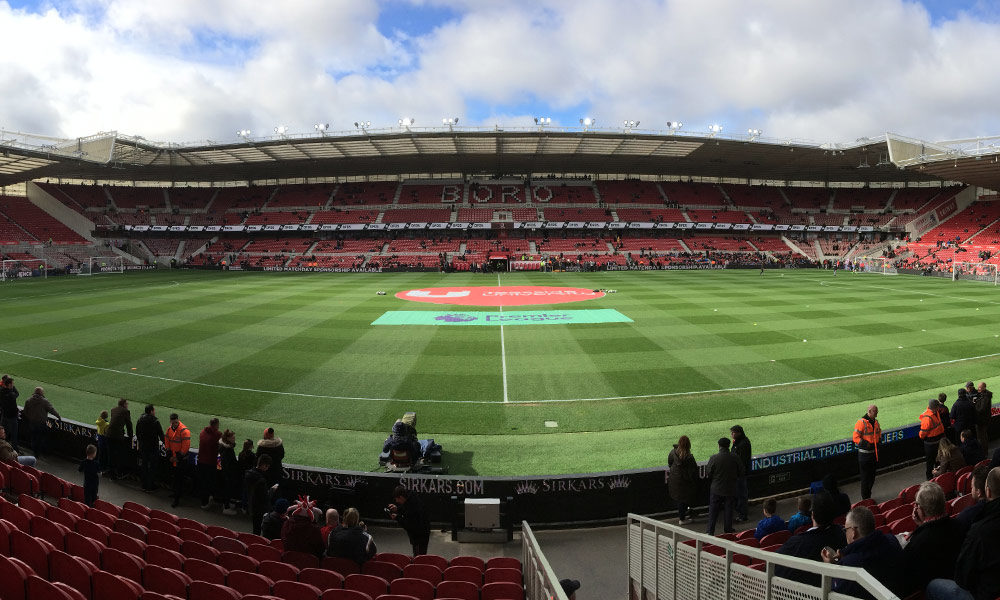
[396, 285, 605, 306]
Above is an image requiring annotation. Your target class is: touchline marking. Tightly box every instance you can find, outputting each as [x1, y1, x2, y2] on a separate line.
[497, 273, 509, 403]
[4, 347, 999, 405]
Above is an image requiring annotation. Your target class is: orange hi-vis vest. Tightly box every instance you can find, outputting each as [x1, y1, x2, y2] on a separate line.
[918, 408, 944, 441]
[164, 421, 191, 463]
[853, 416, 881, 459]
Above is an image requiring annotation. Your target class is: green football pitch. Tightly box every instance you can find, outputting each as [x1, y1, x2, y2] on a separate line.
[1, 268, 998, 476]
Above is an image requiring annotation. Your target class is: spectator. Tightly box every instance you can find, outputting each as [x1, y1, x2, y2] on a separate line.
[822, 474, 851, 517]
[787, 495, 812, 532]
[389, 485, 431, 555]
[955, 465, 990, 532]
[79, 444, 100, 506]
[822, 506, 904, 599]
[261, 497, 289, 541]
[107, 398, 133, 479]
[326, 507, 376, 564]
[730, 425, 752, 522]
[667, 435, 698, 525]
[934, 437, 967, 477]
[900, 481, 966, 596]
[0, 375, 19, 452]
[237, 438, 256, 473]
[959, 429, 985, 468]
[197, 418, 222, 509]
[256, 427, 285, 486]
[775, 491, 848, 585]
[0, 425, 35, 467]
[95, 410, 110, 471]
[560, 579, 581, 600]
[992, 445, 1000, 470]
[951, 388, 977, 444]
[920, 398, 946, 479]
[926, 466, 1000, 600]
[754, 497, 786, 541]
[218, 429, 241, 515]
[705, 436, 742, 535]
[853, 405, 881, 500]
[21, 386, 61, 458]
[973, 382, 991, 446]
[164, 413, 191, 508]
[245, 454, 273, 536]
[135, 404, 165, 492]
[320, 509, 340, 542]
[938, 392, 956, 443]
[282, 496, 325, 557]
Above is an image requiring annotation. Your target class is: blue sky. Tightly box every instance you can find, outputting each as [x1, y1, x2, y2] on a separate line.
[2, 0, 1000, 144]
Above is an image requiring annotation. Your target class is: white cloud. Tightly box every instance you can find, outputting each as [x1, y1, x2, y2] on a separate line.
[1, 0, 999, 145]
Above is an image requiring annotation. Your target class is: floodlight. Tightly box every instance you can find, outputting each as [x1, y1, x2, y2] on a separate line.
[236, 129, 252, 139]
[747, 128, 762, 141]
[623, 119, 639, 129]
[354, 121, 372, 130]
[534, 117, 552, 127]
[274, 125, 289, 136]
[398, 117, 415, 128]
[314, 123, 330, 133]
[580, 117, 594, 126]
[666, 121, 683, 131]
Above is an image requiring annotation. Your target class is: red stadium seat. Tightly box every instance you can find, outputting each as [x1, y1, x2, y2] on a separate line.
[8, 468, 39, 496]
[282, 550, 320, 570]
[1, 501, 32, 532]
[259, 559, 300, 582]
[949, 493, 976, 515]
[956, 472, 973, 495]
[76, 518, 112, 545]
[182, 557, 228, 585]
[30, 515, 71, 550]
[735, 537, 760, 548]
[375, 553, 412, 571]
[273, 580, 323, 600]
[344, 573, 389, 598]
[889, 515, 916, 535]
[322, 556, 362, 576]
[188, 580, 240, 600]
[120, 509, 151, 528]
[148, 519, 181, 537]
[142, 564, 192, 599]
[205, 525, 238, 539]
[482, 581, 525, 600]
[229, 570, 276, 596]
[899, 484, 920, 503]
[108, 531, 148, 558]
[101, 547, 146, 583]
[85, 507, 117, 529]
[734, 528, 756, 541]
[485, 557, 520, 572]
[49, 550, 98, 600]
[176, 518, 207, 532]
[298, 567, 345, 591]
[362, 559, 402, 581]
[65, 531, 104, 566]
[146, 530, 183, 552]
[390, 577, 434, 600]
[412, 554, 448, 571]
[144, 545, 185, 571]
[148, 510, 178, 524]
[10, 528, 54, 577]
[321, 590, 373, 600]
[46, 505, 80, 529]
[211, 535, 247, 554]
[39, 472, 69, 500]
[0, 553, 34, 600]
[18, 493, 49, 518]
[181, 540, 219, 562]
[122, 501, 151, 517]
[449, 556, 485, 572]
[485, 568, 522, 585]
[178, 527, 212, 545]
[435, 580, 479, 600]
[217, 550, 260, 573]
[58, 497, 88, 520]
[250, 543, 283, 563]
[401, 563, 442, 585]
[93, 499, 120, 517]
[26, 575, 87, 600]
[932, 471, 957, 497]
[876, 497, 905, 513]
[91, 571, 144, 600]
[759, 530, 791, 547]
[443, 565, 482, 586]
[238, 532, 270, 547]
[882, 503, 913, 524]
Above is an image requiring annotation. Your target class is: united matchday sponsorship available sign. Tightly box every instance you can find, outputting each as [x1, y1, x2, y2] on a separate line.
[372, 309, 633, 326]
[397, 286, 604, 307]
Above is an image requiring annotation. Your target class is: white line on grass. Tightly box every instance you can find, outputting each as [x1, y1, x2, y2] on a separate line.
[497, 272, 509, 403]
[4, 347, 999, 405]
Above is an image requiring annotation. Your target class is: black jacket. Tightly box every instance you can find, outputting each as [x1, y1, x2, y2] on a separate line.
[135, 413, 165, 452]
[0, 385, 18, 420]
[731, 435, 752, 476]
[326, 525, 376, 564]
[901, 516, 966, 595]
[244, 467, 270, 516]
[951, 395, 977, 437]
[834, 531, 904, 600]
[955, 498, 1000, 600]
[706, 447, 742, 497]
[395, 493, 430, 539]
[775, 525, 848, 585]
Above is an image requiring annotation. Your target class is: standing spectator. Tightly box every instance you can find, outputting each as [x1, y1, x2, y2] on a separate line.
[926, 467, 1000, 600]
[754, 497, 786, 541]
[107, 398, 133, 479]
[327, 507, 376, 564]
[21, 386, 61, 459]
[775, 491, 848, 585]
[560, 579, 581, 600]
[955, 465, 990, 532]
[261, 497, 289, 540]
[0, 425, 35, 467]
[920, 399, 946, 480]
[900, 481, 966, 596]
[245, 454, 273, 536]
[218, 429, 241, 515]
[853, 404, 881, 500]
[95, 410, 110, 472]
[135, 404, 165, 492]
[197, 418, 222, 509]
[0, 375, 19, 451]
[282, 496, 325, 557]
[389, 485, 431, 555]
[933, 437, 967, 477]
[705, 436, 742, 535]
[787, 496, 812, 532]
[821, 506, 904, 599]
[237, 439, 256, 473]
[822, 475, 852, 518]
[164, 413, 191, 508]
[320, 509, 340, 542]
[951, 388, 977, 444]
[256, 427, 285, 487]
[973, 382, 991, 445]
[79, 444, 100, 506]
[938, 392, 956, 443]
[959, 429, 986, 468]
[667, 435, 698, 525]
[730, 425, 752, 522]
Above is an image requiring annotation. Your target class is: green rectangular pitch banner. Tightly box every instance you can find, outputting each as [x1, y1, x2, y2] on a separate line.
[372, 309, 633, 326]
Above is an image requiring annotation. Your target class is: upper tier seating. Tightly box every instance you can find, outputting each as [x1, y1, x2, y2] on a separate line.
[467, 184, 528, 204]
[398, 184, 465, 204]
[381, 209, 451, 223]
[530, 183, 596, 204]
[108, 187, 168, 210]
[919, 201, 1000, 244]
[332, 182, 397, 205]
[266, 184, 335, 209]
[211, 187, 276, 212]
[660, 182, 728, 207]
[615, 208, 687, 222]
[244, 212, 310, 226]
[456, 208, 493, 223]
[722, 184, 786, 209]
[541, 208, 609, 222]
[309, 210, 379, 224]
[782, 187, 830, 211]
[595, 181, 663, 204]
[685, 210, 750, 224]
[831, 188, 891, 211]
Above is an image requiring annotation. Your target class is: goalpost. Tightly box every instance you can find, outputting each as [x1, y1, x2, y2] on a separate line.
[860, 257, 898, 275]
[78, 256, 125, 276]
[0, 258, 48, 282]
[952, 261, 999, 285]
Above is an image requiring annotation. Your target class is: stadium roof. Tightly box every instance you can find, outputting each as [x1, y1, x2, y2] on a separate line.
[1, 127, 998, 189]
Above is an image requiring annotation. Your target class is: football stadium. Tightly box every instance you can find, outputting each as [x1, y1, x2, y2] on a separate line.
[2, 2, 1000, 600]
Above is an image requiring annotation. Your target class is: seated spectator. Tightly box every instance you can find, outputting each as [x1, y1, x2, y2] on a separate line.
[281, 496, 325, 557]
[822, 506, 904, 599]
[822, 474, 851, 517]
[955, 464, 991, 532]
[992, 445, 1000, 470]
[959, 429, 985, 468]
[775, 491, 847, 585]
[787, 495, 812, 532]
[933, 437, 967, 476]
[261, 498, 289, 541]
[755, 497, 786, 540]
[900, 481, 966, 596]
[320, 509, 340, 541]
[326, 507, 376, 565]
[0, 425, 35, 467]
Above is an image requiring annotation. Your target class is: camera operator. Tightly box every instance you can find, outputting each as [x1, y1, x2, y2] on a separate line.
[387, 485, 430, 556]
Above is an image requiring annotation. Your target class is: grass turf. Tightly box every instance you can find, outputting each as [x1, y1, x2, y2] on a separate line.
[1, 268, 998, 475]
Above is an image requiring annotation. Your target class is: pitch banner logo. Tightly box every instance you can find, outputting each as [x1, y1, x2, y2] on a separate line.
[397, 286, 605, 306]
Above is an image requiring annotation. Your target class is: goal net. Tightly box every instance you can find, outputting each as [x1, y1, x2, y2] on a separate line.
[952, 261, 999, 285]
[1, 258, 47, 282]
[860, 257, 898, 275]
[79, 256, 125, 276]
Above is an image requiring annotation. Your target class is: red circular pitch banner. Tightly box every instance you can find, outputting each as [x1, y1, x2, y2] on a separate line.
[396, 286, 605, 307]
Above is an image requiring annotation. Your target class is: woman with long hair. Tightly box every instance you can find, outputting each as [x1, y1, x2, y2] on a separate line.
[668, 435, 699, 525]
[933, 436, 966, 477]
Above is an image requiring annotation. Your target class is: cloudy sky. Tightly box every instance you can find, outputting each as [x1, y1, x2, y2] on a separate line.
[1, 0, 999, 146]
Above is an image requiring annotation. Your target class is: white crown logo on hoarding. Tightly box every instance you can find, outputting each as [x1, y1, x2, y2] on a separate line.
[514, 481, 539, 495]
[608, 475, 630, 490]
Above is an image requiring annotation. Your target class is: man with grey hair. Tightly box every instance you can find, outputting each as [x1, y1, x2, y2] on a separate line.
[822, 506, 903, 599]
[927, 467, 1000, 600]
[900, 481, 965, 596]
